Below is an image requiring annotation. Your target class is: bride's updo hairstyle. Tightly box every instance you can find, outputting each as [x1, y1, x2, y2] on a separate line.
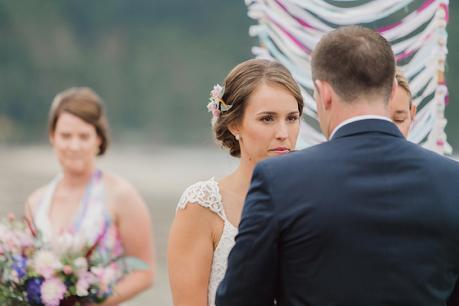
[213, 59, 303, 157]
[48, 87, 110, 156]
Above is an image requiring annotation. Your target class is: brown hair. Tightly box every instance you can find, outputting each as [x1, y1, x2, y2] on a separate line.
[48, 87, 110, 156]
[213, 59, 303, 157]
[311, 26, 395, 103]
[395, 67, 412, 106]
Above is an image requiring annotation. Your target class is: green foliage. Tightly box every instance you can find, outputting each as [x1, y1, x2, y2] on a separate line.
[0, 0, 254, 145]
[0, 1, 458, 151]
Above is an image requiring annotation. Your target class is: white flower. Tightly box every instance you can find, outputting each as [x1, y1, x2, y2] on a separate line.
[73, 257, 88, 272]
[210, 84, 223, 101]
[33, 250, 62, 278]
[76, 277, 90, 297]
[75, 270, 98, 297]
[0, 223, 7, 241]
[51, 232, 87, 256]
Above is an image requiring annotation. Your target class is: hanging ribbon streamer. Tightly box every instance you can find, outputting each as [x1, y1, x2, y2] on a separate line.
[246, 0, 452, 155]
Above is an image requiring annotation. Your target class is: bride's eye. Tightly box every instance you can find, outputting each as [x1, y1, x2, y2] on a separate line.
[260, 115, 274, 123]
[287, 115, 299, 122]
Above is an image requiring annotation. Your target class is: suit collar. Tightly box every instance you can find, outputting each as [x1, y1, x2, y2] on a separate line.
[330, 115, 391, 139]
[330, 118, 404, 140]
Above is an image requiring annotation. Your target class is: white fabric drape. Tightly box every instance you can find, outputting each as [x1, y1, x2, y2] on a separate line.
[246, 0, 452, 154]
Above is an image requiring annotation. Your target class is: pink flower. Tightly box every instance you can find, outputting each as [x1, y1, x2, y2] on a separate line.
[62, 265, 73, 275]
[207, 101, 217, 113]
[212, 109, 221, 118]
[40, 277, 66, 306]
[210, 84, 223, 101]
[7, 213, 16, 222]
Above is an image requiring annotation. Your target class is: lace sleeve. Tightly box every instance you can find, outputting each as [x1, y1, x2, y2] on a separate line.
[177, 178, 225, 220]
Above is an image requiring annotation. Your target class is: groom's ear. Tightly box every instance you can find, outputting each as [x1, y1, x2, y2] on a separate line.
[315, 80, 333, 110]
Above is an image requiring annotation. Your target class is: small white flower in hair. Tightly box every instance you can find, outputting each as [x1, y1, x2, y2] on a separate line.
[207, 84, 232, 123]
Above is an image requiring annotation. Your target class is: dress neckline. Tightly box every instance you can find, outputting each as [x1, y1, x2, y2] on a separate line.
[38, 170, 103, 238]
[210, 177, 238, 231]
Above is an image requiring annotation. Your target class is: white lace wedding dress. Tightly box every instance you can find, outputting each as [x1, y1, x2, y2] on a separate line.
[177, 177, 238, 306]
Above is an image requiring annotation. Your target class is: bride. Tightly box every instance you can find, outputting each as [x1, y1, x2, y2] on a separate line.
[168, 59, 304, 306]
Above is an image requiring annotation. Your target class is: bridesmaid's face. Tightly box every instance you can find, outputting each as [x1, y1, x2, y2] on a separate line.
[235, 83, 300, 164]
[50, 112, 100, 175]
[389, 86, 416, 138]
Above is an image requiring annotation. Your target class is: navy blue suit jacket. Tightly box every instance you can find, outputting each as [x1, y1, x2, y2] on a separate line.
[216, 119, 459, 306]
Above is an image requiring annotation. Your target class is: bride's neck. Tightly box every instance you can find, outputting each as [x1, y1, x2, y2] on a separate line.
[228, 156, 256, 195]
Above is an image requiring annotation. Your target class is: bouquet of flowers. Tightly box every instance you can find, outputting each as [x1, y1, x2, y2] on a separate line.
[0, 214, 123, 306]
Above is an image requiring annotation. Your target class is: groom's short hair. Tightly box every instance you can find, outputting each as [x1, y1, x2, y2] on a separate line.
[311, 26, 395, 103]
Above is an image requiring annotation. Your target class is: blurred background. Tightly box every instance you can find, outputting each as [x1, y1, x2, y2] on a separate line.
[1, 1, 458, 305]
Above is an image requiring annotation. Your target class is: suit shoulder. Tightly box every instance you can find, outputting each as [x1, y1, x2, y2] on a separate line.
[408, 142, 459, 168]
[259, 142, 331, 171]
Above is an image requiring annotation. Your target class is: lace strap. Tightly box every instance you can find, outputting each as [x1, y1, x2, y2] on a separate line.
[177, 178, 226, 220]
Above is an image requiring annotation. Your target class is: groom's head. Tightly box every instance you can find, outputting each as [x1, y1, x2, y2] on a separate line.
[311, 26, 396, 138]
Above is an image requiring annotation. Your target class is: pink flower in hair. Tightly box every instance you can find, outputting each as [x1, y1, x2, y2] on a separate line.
[210, 84, 223, 102]
[207, 84, 231, 125]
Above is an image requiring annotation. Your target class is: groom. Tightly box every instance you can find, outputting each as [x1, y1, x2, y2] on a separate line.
[216, 26, 459, 306]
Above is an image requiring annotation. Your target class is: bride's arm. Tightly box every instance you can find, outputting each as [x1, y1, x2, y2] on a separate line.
[168, 203, 217, 306]
[97, 179, 155, 306]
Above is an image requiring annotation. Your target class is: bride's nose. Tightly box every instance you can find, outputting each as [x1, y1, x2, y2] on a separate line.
[275, 122, 289, 140]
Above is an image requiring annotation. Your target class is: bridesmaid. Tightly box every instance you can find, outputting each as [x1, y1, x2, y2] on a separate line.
[25, 87, 155, 305]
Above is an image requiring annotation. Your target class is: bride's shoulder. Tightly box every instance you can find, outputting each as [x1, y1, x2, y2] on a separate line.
[177, 177, 221, 211]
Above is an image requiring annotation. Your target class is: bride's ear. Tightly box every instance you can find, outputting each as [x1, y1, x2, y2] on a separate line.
[228, 122, 241, 140]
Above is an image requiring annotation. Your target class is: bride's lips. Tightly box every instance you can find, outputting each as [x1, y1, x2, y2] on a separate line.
[269, 147, 290, 154]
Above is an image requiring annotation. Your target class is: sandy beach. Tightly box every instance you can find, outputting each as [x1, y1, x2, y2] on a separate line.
[0, 144, 237, 306]
[1, 145, 457, 305]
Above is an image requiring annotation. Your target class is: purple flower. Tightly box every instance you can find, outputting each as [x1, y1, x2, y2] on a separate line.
[12, 255, 28, 278]
[26, 277, 44, 305]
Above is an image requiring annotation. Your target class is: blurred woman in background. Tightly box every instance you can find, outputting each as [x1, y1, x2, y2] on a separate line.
[25, 87, 155, 305]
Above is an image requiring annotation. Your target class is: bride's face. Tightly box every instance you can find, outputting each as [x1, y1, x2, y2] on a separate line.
[50, 112, 101, 175]
[235, 83, 300, 164]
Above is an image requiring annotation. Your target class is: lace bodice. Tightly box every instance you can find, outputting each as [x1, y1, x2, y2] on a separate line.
[177, 178, 238, 306]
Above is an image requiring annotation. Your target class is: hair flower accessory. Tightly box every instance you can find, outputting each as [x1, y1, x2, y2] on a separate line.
[207, 84, 232, 123]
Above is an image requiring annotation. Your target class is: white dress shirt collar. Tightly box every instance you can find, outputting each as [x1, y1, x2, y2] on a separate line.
[329, 115, 391, 140]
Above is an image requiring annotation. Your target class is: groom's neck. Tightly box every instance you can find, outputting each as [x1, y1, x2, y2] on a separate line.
[328, 98, 390, 138]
